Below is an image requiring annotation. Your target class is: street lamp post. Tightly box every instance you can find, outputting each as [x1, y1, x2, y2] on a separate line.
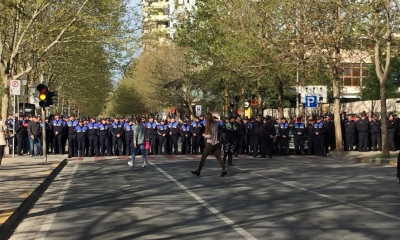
[21, 76, 28, 115]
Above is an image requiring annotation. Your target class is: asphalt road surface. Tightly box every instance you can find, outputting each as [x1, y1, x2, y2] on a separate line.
[8, 154, 400, 240]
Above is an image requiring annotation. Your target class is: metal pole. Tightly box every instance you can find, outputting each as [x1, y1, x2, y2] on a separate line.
[23, 85, 26, 115]
[12, 95, 16, 158]
[42, 108, 47, 162]
[296, 67, 299, 117]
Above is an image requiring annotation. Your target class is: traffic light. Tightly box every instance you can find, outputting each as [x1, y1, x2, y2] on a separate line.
[47, 91, 58, 106]
[37, 84, 48, 108]
[36, 84, 58, 108]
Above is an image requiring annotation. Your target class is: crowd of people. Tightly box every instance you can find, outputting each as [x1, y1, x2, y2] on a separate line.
[4, 110, 399, 162]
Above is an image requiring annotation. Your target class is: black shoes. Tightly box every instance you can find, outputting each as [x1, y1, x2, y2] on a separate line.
[220, 170, 228, 177]
[191, 170, 200, 176]
[228, 163, 234, 166]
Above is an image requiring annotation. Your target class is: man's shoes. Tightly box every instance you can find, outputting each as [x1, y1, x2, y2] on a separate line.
[191, 170, 200, 176]
[220, 171, 228, 177]
[142, 162, 147, 168]
[128, 161, 133, 167]
[228, 163, 234, 166]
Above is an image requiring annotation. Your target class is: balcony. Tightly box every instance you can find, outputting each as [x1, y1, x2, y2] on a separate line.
[151, 1, 169, 9]
[151, 15, 170, 22]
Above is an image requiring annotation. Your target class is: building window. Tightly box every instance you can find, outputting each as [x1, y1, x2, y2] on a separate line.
[341, 63, 368, 87]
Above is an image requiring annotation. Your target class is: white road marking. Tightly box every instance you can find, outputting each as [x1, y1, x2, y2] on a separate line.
[234, 166, 400, 221]
[35, 163, 79, 240]
[149, 161, 258, 240]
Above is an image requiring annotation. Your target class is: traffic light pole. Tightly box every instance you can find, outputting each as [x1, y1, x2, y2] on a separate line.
[42, 108, 47, 162]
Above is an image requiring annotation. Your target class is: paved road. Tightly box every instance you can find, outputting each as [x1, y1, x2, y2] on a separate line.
[7, 154, 400, 240]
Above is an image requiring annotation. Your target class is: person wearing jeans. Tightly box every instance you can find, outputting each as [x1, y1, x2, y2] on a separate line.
[27, 116, 42, 158]
[129, 117, 147, 168]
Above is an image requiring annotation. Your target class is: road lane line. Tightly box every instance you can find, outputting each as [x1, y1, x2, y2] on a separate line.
[35, 163, 79, 240]
[234, 166, 400, 221]
[149, 161, 258, 240]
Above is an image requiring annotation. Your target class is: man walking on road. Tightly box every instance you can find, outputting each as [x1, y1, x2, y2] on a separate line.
[27, 116, 42, 159]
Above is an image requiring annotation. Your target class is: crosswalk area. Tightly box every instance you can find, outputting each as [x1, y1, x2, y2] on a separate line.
[68, 154, 256, 162]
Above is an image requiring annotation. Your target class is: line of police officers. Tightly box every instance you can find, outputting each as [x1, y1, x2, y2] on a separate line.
[7, 110, 399, 158]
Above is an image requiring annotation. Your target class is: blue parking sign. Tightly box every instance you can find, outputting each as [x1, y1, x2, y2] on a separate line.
[305, 95, 317, 108]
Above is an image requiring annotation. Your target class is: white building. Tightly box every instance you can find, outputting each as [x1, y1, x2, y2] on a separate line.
[141, 0, 196, 47]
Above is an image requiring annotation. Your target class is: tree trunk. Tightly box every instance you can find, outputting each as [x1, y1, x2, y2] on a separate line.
[224, 88, 229, 118]
[1, 71, 10, 119]
[277, 77, 284, 119]
[380, 78, 389, 157]
[332, 67, 343, 151]
[239, 86, 245, 118]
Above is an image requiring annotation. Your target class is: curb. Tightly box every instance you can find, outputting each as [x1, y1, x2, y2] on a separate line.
[0, 158, 68, 239]
[350, 157, 397, 166]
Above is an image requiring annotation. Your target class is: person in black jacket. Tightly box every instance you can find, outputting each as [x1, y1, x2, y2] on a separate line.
[324, 115, 335, 153]
[387, 114, 396, 151]
[222, 116, 238, 166]
[252, 115, 264, 157]
[306, 118, 315, 155]
[356, 112, 370, 152]
[264, 116, 276, 158]
[278, 117, 289, 155]
[293, 117, 306, 155]
[370, 114, 381, 151]
[345, 115, 356, 151]
[313, 116, 326, 156]
[15, 115, 27, 156]
[235, 117, 245, 157]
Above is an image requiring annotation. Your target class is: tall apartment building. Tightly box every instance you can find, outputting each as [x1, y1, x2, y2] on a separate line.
[141, 0, 196, 47]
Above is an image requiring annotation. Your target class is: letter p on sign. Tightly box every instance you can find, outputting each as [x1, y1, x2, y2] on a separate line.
[305, 96, 317, 108]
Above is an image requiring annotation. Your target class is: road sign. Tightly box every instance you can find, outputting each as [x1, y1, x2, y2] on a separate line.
[305, 95, 317, 108]
[10, 80, 20, 95]
[195, 105, 202, 116]
[244, 101, 249, 108]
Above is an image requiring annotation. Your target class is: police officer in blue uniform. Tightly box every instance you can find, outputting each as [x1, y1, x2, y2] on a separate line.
[99, 118, 110, 156]
[52, 114, 65, 154]
[146, 116, 158, 155]
[278, 117, 289, 155]
[111, 117, 123, 156]
[293, 117, 306, 155]
[168, 117, 179, 155]
[313, 116, 326, 156]
[87, 117, 99, 157]
[157, 119, 168, 155]
[190, 117, 202, 154]
[180, 119, 191, 154]
[124, 119, 134, 155]
[67, 115, 79, 158]
[76, 120, 88, 157]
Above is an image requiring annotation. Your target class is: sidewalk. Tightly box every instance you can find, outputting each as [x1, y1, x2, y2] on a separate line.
[329, 150, 399, 166]
[0, 154, 67, 239]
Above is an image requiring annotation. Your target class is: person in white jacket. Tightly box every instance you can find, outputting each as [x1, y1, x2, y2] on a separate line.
[0, 117, 8, 166]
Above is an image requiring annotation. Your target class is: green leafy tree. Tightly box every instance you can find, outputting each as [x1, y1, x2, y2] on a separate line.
[360, 57, 400, 101]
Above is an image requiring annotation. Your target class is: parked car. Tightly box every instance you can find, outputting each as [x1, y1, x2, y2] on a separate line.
[275, 125, 308, 154]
